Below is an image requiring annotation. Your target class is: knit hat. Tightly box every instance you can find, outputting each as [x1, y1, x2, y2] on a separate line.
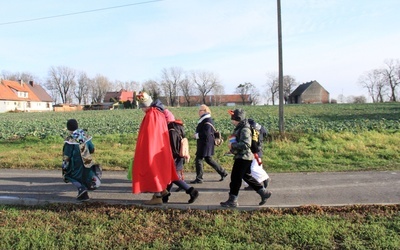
[136, 92, 153, 108]
[67, 119, 78, 131]
[229, 109, 246, 121]
[164, 109, 175, 123]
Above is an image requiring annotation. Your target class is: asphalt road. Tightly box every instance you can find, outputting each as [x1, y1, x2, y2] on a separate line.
[0, 169, 399, 210]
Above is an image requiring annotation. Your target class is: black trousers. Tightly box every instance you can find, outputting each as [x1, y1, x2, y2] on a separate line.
[194, 156, 226, 180]
[230, 158, 263, 196]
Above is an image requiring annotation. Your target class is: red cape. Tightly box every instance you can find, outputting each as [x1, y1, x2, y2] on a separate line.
[132, 108, 178, 193]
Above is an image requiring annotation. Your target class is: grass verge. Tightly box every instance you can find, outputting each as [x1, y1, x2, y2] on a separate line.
[0, 131, 399, 173]
[0, 204, 399, 249]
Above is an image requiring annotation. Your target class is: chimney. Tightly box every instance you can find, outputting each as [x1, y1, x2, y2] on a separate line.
[18, 79, 24, 85]
[29, 80, 34, 86]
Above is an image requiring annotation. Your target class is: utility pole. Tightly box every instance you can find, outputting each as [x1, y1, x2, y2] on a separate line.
[277, 0, 285, 136]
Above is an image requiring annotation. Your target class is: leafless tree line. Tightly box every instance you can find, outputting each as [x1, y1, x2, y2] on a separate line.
[358, 59, 400, 103]
[144, 67, 226, 107]
[2, 66, 230, 106]
[2, 65, 299, 106]
[264, 72, 299, 105]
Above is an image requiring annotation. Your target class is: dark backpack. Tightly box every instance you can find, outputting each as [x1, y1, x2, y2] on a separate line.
[250, 126, 262, 154]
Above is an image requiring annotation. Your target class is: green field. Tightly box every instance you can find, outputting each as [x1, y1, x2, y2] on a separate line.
[1, 103, 399, 140]
[0, 103, 399, 172]
[1, 103, 399, 249]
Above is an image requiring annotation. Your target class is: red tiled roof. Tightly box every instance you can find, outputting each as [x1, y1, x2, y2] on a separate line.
[0, 82, 19, 100]
[103, 90, 134, 102]
[119, 91, 134, 101]
[0, 80, 41, 101]
[26, 81, 53, 102]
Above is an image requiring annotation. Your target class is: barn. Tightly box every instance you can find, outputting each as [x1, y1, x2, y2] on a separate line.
[288, 80, 330, 104]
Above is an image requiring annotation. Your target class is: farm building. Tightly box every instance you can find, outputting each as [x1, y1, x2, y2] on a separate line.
[288, 80, 330, 104]
[103, 90, 135, 103]
[0, 79, 53, 113]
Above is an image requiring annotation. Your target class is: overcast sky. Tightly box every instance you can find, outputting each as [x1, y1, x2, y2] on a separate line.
[1, 0, 399, 103]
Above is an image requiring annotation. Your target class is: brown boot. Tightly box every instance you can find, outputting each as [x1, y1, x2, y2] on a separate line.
[143, 194, 162, 205]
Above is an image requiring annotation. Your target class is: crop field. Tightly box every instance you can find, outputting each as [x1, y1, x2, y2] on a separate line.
[0, 102, 399, 172]
[0, 103, 399, 141]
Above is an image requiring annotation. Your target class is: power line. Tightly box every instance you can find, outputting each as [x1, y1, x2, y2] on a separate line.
[0, 0, 164, 26]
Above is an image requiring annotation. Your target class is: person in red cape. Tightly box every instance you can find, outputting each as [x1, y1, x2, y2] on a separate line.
[131, 91, 179, 205]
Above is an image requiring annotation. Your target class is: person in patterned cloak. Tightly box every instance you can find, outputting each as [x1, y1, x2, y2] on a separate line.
[62, 119, 101, 202]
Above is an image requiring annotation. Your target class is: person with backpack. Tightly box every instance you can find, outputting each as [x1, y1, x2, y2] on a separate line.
[190, 104, 228, 184]
[62, 119, 102, 202]
[242, 118, 271, 190]
[162, 118, 199, 204]
[220, 109, 272, 207]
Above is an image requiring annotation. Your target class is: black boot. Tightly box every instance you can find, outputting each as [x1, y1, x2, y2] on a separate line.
[220, 194, 238, 207]
[162, 192, 171, 203]
[263, 178, 271, 188]
[186, 187, 199, 204]
[257, 188, 272, 205]
[162, 187, 171, 203]
[77, 187, 90, 202]
[219, 172, 228, 181]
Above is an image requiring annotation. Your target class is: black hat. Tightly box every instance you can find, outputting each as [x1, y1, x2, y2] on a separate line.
[67, 119, 78, 131]
[230, 109, 246, 121]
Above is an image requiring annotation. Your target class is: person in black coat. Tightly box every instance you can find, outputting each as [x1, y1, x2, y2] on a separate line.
[190, 104, 228, 184]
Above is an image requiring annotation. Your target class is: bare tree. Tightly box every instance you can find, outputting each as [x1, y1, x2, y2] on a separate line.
[190, 70, 219, 105]
[382, 59, 400, 102]
[142, 79, 162, 101]
[265, 72, 279, 105]
[46, 66, 76, 104]
[1, 70, 39, 83]
[179, 75, 196, 107]
[114, 80, 140, 92]
[353, 96, 367, 103]
[160, 67, 187, 107]
[90, 74, 111, 103]
[75, 72, 90, 105]
[250, 87, 261, 105]
[346, 95, 355, 103]
[212, 83, 225, 106]
[359, 69, 387, 103]
[235, 82, 253, 105]
[283, 75, 298, 100]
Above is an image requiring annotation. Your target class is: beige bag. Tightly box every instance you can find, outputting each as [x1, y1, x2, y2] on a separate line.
[205, 122, 224, 146]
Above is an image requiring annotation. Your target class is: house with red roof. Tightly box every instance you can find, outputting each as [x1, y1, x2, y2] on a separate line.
[0, 79, 53, 113]
[103, 90, 135, 103]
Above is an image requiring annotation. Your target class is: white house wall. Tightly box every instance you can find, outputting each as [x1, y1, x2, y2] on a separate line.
[0, 100, 53, 113]
[28, 102, 53, 112]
